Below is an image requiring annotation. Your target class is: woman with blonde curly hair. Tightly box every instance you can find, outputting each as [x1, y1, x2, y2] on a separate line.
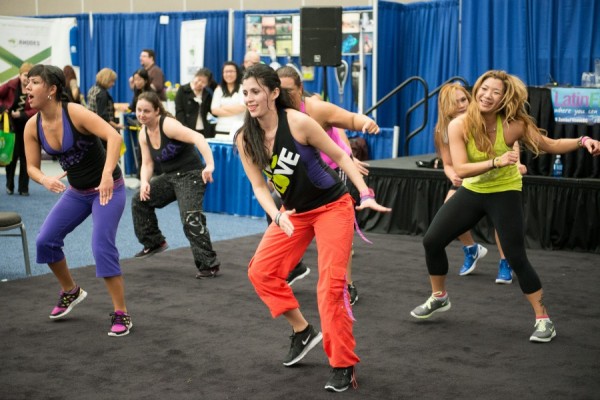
[434, 83, 526, 283]
[411, 70, 600, 343]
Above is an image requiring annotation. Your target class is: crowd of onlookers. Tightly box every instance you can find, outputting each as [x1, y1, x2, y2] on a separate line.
[0, 48, 260, 195]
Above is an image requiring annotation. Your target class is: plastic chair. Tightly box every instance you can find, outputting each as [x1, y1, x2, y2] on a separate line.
[0, 212, 32, 277]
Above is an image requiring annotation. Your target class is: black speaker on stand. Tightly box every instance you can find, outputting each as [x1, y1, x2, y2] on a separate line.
[300, 7, 342, 101]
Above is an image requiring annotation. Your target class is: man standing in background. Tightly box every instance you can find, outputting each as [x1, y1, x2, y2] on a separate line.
[130, 49, 166, 101]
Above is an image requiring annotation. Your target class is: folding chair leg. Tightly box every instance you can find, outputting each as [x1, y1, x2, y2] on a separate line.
[20, 224, 32, 276]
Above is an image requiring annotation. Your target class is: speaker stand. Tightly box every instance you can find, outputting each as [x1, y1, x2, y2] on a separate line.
[322, 66, 329, 101]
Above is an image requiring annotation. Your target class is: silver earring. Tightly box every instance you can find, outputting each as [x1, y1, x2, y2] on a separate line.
[47, 95, 52, 100]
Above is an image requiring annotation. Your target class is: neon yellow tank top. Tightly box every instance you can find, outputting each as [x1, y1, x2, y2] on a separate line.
[462, 116, 522, 193]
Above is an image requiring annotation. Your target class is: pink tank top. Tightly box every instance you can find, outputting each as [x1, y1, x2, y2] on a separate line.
[300, 101, 351, 170]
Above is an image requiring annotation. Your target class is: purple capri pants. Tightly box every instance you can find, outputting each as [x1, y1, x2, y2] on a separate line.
[36, 179, 126, 278]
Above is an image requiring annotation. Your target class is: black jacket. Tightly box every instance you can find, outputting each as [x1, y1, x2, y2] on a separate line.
[174, 83, 216, 138]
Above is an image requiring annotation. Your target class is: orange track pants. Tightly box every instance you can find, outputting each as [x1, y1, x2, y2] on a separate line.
[248, 193, 360, 368]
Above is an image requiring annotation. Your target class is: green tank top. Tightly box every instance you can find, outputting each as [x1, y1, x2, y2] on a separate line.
[462, 115, 522, 193]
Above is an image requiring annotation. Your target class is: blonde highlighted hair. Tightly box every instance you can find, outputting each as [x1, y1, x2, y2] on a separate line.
[464, 70, 544, 157]
[19, 62, 33, 74]
[95, 68, 117, 89]
[433, 83, 471, 153]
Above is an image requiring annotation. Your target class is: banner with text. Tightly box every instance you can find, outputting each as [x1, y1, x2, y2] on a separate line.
[0, 16, 76, 84]
[551, 87, 600, 124]
[180, 19, 206, 85]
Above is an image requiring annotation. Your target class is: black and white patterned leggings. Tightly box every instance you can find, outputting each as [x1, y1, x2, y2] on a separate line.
[132, 169, 220, 271]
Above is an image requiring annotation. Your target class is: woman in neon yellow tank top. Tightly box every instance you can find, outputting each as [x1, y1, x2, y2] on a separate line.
[434, 83, 527, 283]
[411, 70, 600, 343]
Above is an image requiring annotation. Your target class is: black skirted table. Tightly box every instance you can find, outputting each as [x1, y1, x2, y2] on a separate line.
[357, 155, 600, 253]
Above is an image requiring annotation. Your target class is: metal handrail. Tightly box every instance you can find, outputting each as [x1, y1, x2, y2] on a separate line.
[404, 76, 469, 155]
[363, 76, 429, 157]
[363, 75, 426, 116]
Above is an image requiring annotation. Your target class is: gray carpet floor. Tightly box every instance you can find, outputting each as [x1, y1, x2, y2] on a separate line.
[1, 160, 266, 281]
[1, 232, 599, 400]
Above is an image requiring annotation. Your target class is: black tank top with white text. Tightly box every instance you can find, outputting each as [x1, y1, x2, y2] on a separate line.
[264, 108, 347, 213]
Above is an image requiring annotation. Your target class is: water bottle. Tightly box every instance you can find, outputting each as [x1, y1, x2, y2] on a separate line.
[552, 155, 563, 177]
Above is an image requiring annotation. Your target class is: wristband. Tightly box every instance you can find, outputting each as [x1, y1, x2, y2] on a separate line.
[360, 188, 375, 204]
[274, 212, 282, 226]
[579, 136, 590, 147]
[491, 158, 496, 168]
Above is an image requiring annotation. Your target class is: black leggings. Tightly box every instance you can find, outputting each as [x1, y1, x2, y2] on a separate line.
[423, 188, 542, 294]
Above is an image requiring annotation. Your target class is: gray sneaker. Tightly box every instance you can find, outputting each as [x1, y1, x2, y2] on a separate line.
[529, 319, 556, 343]
[410, 294, 451, 319]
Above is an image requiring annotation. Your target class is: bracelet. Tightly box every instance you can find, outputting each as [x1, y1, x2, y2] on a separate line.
[40, 176, 47, 186]
[274, 212, 282, 226]
[491, 158, 496, 169]
[578, 136, 590, 147]
[360, 188, 375, 204]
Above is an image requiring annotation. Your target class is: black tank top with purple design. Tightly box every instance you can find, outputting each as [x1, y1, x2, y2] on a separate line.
[36, 103, 122, 190]
[264, 108, 347, 213]
[144, 115, 203, 174]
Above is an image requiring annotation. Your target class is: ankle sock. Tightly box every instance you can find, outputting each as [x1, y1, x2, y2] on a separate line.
[296, 324, 310, 334]
[433, 290, 447, 300]
[65, 286, 79, 295]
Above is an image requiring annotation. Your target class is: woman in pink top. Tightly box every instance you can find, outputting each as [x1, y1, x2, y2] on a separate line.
[275, 66, 379, 305]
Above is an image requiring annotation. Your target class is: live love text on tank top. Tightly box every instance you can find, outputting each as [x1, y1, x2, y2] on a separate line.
[263, 108, 347, 213]
[144, 115, 203, 174]
[37, 103, 122, 190]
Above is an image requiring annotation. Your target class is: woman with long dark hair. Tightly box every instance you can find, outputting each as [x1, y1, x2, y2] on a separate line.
[235, 64, 390, 392]
[24, 64, 131, 336]
[211, 61, 245, 136]
[132, 91, 220, 279]
[129, 68, 152, 112]
[63, 65, 83, 104]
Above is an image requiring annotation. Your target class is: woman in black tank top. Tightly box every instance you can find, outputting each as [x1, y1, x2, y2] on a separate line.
[131, 91, 221, 279]
[234, 64, 390, 393]
[23, 64, 132, 337]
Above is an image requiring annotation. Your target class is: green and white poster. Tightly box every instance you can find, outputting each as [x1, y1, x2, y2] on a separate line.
[0, 16, 76, 84]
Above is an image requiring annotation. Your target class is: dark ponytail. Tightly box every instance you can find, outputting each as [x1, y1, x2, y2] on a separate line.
[27, 64, 71, 103]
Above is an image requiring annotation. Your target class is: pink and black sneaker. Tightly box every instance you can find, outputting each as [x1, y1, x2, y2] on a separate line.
[49, 286, 88, 320]
[108, 310, 133, 337]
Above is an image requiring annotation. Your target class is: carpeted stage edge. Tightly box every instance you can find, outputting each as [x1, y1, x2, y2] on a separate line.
[1, 233, 599, 400]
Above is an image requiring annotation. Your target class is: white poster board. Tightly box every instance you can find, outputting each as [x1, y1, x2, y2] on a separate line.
[0, 16, 76, 84]
[180, 19, 206, 85]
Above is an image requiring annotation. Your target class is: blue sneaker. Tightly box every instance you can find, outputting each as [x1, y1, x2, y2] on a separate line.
[495, 259, 513, 284]
[459, 244, 488, 276]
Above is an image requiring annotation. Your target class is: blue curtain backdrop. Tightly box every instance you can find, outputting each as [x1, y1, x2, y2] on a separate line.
[460, 0, 600, 87]
[41, 11, 228, 105]
[377, 0, 459, 156]
[37, 1, 599, 157]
